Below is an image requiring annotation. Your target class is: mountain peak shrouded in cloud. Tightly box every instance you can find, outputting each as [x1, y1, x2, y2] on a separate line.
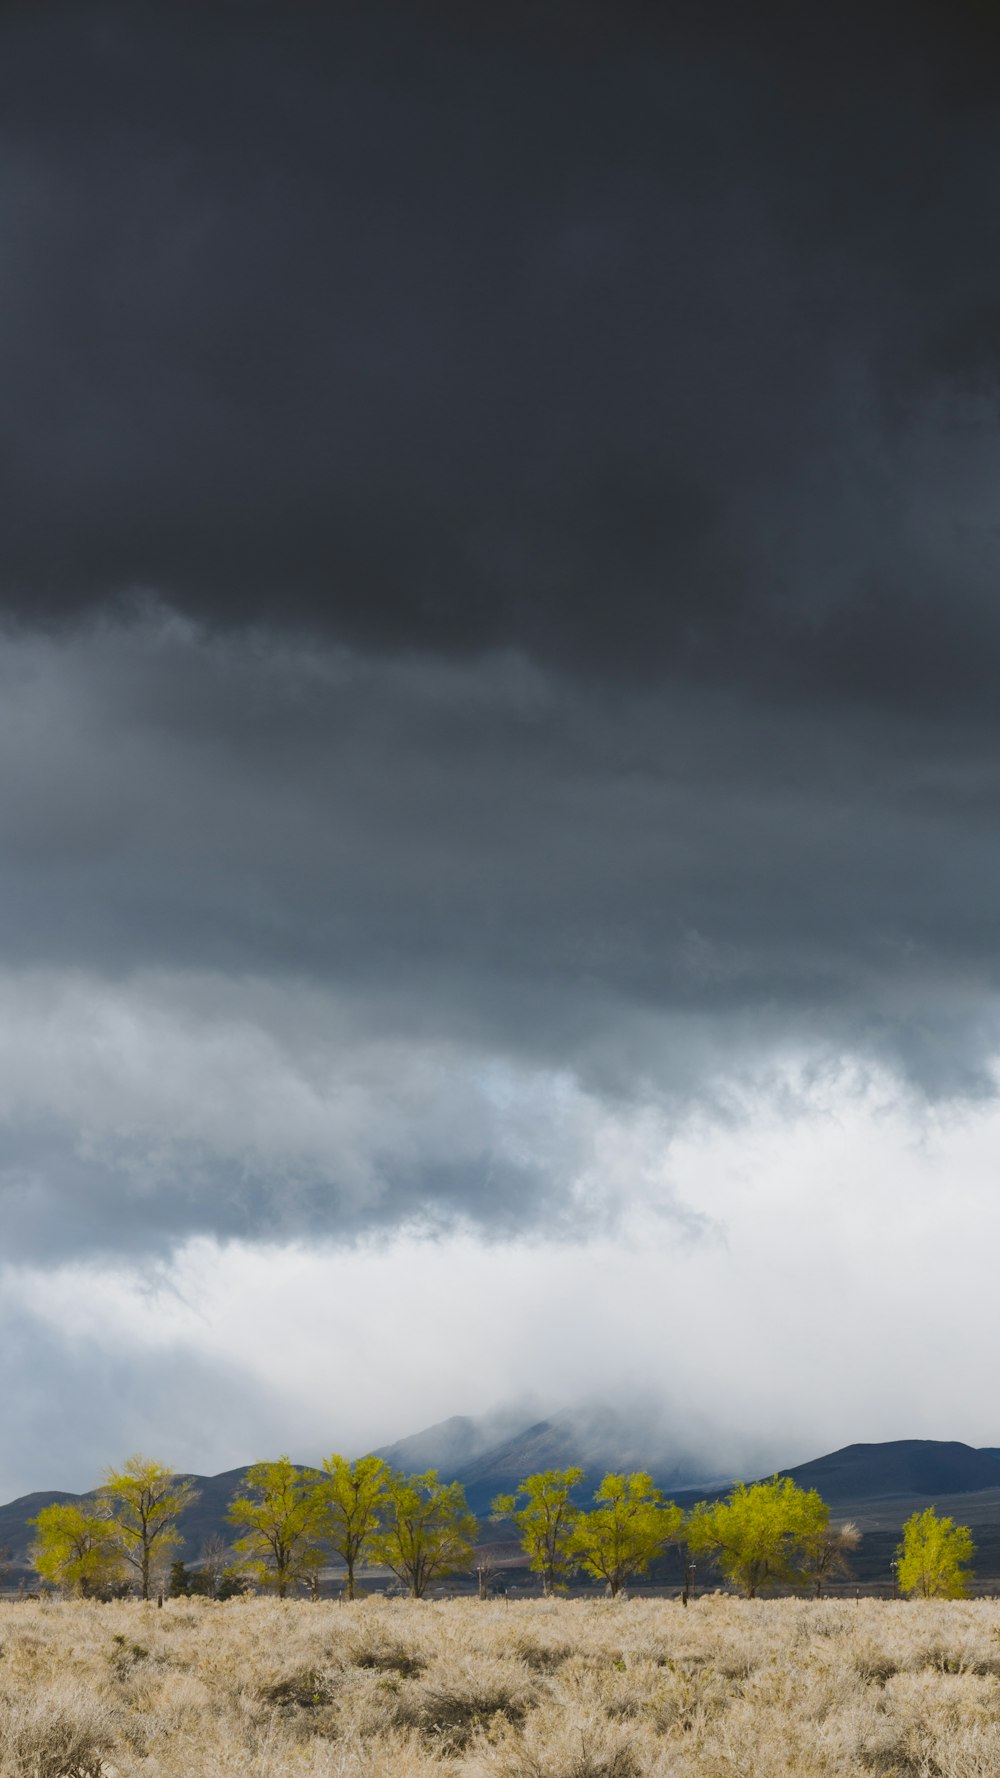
[3, 0, 1000, 1486]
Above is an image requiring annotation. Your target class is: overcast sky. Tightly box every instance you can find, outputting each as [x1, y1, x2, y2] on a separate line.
[3, 0, 1000, 1498]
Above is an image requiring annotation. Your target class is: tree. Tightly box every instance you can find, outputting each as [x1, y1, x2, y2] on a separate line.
[169, 1559, 193, 1598]
[476, 1550, 498, 1600]
[198, 1533, 231, 1601]
[570, 1472, 684, 1597]
[228, 1457, 324, 1599]
[685, 1477, 827, 1598]
[897, 1508, 974, 1599]
[369, 1470, 476, 1598]
[30, 1502, 127, 1598]
[802, 1519, 861, 1597]
[311, 1453, 390, 1600]
[492, 1468, 584, 1596]
[100, 1456, 200, 1601]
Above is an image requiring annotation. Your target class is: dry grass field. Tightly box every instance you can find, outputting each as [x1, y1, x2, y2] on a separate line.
[3, 1594, 1000, 1777]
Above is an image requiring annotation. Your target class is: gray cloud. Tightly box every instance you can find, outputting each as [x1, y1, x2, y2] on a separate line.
[2, 2, 1000, 709]
[0, 610, 995, 1262]
[0, 0, 999, 1410]
[0, 1285, 282, 1498]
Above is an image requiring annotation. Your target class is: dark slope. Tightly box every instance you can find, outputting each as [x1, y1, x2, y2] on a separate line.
[779, 1441, 1000, 1505]
[0, 1469, 282, 1565]
[0, 1492, 80, 1561]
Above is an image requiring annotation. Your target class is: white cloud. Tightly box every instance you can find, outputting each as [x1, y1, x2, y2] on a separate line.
[4, 1055, 999, 1496]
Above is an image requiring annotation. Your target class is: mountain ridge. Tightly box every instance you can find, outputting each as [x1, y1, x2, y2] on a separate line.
[4, 1426, 1000, 1571]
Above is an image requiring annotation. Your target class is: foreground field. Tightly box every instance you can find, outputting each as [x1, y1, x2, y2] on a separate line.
[3, 1595, 1000, 1777]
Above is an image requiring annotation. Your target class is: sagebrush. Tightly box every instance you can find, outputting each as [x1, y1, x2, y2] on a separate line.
[3, 1594, 1000, 1775]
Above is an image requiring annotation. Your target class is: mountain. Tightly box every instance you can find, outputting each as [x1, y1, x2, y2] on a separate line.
[372, 1410, 528, 1479]
[779, 1440, 1000, 1506]
[0, 1468, 287, 1566]
[0, 1491, 80, 1562]
[451, 1405, 725, 1514]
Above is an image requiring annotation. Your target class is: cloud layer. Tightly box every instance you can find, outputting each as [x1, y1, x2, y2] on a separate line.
[3, 2, 1000, 1475]
[0, 609, 998, 1271]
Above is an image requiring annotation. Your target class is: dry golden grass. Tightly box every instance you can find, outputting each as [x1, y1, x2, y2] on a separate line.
[4, 1594, 1000, 1776]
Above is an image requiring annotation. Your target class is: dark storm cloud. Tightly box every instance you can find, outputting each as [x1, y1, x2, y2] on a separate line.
[3, 1, 1000, 703]
[3, 4, 1000, 1261]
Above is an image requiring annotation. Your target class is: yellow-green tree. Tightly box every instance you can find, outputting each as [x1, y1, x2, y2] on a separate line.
[30, 1502, 126, 1597]
[492, 1468, 584, 1596]
[370, 1470, 476, 1598]
[897, 1508, 974, 1599]
[686, 1477, 827, 1598]
[311, 1453, 389, 1600]
[228, 1457, 324, 1598]
[100, 1456, 200, 1601]
[570, 1472, 684, 1597]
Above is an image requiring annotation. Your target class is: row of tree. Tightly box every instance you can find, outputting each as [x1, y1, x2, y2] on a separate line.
[29, 1454, 977, 1602]
[498, 1471, 975, 1600]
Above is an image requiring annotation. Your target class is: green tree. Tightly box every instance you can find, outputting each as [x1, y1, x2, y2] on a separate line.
[100, 1456, 200, 1601]
[370, 1470, 476, 1598]
[570, 1472, 684, 1597]
[686, 1477, 827, 1598]
[802, 1518, 861, 1597]
[492, 1468, 584, 1596]
[311, 1453, 389, 1600]
[897, 1508, 974, 1599]
[168, 1559, 192, 1598]
[228, 1456, 324, 1599]
[30, 1502, 126, 1598]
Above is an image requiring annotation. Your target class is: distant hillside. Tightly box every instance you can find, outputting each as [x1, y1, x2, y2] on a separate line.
[779, 1441, 1000, 1505]
[0, 1469, 290, 1566]
[0, 1492, 81, 1562]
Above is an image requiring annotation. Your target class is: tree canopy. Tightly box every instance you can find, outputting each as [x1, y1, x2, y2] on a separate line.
[370, 1469, 476, 1598]
[228, 1456, 324, 1598]
[492, 1468, 584, 1596]
[897, 1508, 974, 1599]
[686, 1477, 828, 1598]
[100, 1456, 200, 1601]
[30, 1502, 126, 1598]
[570, 1471, 683, 1596]
[312, 1453, 390, 1600]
